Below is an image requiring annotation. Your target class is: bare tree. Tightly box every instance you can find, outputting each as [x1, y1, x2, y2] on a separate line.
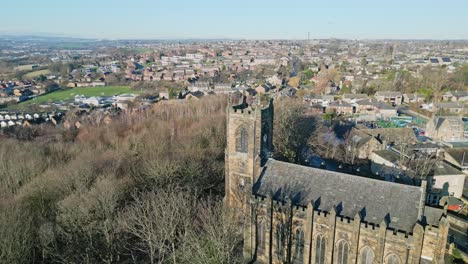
[274, 98, 315, 164]
[119, 190, 194, 264]
[307, 120, 340, 160]
[341, 131, 359, 166]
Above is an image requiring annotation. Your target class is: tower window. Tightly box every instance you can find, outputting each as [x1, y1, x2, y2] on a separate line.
[236, 127, 249, 153]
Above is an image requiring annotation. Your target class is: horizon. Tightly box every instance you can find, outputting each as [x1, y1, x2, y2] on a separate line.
[3, 0, 468, 40]
[2, 33, 468, 42]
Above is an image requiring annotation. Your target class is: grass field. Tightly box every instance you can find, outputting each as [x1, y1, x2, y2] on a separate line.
[16, 86, 139, 108]
[14, 64, 37, 71]
[24, 69, 51, 79]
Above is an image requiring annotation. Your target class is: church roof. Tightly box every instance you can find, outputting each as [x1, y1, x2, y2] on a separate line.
[254, 159, 423, 232]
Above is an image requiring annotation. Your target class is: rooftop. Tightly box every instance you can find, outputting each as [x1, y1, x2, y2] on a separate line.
[254, 159, 424, 232]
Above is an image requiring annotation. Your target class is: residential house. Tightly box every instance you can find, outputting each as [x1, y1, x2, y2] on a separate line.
[310, 95, 334, 106]
[403, 93, 425, 104]
[433, 102, 466, 114]
[213, 83, 233, 94]
[370, 149, 407, 182]
[355, 99, 397, 118]
[188, 82, 210, 92]
[346, 128, 381, 159]
[326, 100, 353, 115]
[255, 83, 273, 94]
[443, 91, 468, 102]
[374, 91, 403, 105]
[370, 149, 465, 206]
[374, 101, 398, 118]
[426, 162, 466, 205]
[426, 116, 466, 141]
[348, 127, 417, 159]
[443, 148, 468, 173]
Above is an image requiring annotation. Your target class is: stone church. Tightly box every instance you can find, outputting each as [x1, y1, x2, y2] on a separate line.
[225, 96, 449, 264]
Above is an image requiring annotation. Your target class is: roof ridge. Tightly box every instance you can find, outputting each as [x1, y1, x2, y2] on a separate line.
[267, 158, 421, 190]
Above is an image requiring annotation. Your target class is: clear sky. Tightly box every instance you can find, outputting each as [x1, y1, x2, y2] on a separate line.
[2, 0, 467, 40]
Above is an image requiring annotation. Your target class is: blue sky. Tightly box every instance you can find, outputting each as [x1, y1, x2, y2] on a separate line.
[2, 0, 467, 39]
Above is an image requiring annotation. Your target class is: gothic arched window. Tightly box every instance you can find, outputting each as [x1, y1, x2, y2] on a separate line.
[315, 234, 326, 264]
[337, 240, 349, 264]
[387, 254, 400, 264]
[276, 223, 285, 258]
[257, 221, 266, 254]
[293, 228, 305, 263]
[360, 247, 374, 264]
[236, 126, 248, 153]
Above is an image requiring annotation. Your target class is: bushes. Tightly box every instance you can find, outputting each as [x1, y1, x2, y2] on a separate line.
[0, 96, 242, 263]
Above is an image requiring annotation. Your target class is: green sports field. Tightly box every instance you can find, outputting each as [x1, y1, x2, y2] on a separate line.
[16, 86, 139, 108]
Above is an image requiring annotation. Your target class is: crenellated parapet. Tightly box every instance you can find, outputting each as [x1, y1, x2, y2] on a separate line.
[246, 194, 449, 264]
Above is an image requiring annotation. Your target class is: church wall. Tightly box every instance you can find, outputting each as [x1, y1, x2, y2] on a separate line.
[248, 199, 447, 264]
[291, 206, 308, 263]
[357, 222, 386, 264]
[382, 230, 417, 264]
[420, 223, 449, 264]
[333, 216, 359, 263]
[311, 210, 335, 264]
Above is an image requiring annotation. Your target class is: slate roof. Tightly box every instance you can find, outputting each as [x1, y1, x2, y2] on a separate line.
[449, 91, 468, 98]
[254, 159, 424, 232]
[412, 142, 439, 150]
[431, 162, 463, 176]
[375, 91, 402, 97]
[434, 102, 465, 109]
[328, 100, 352, 107]
[373, 149, 462, 177]
[404, 93, 424, 100]
[354, 99, 395, 110]
[358, 127, 417, 144]
[349, 128, 374, 148]
[422, 206, 444, 227]
[373, 149, 400, 163]
[342, 93, 368, 100]
[431, 116, 464, 130]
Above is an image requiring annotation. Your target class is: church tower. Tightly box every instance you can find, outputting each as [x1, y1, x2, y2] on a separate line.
[225, 95, 273, 209]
